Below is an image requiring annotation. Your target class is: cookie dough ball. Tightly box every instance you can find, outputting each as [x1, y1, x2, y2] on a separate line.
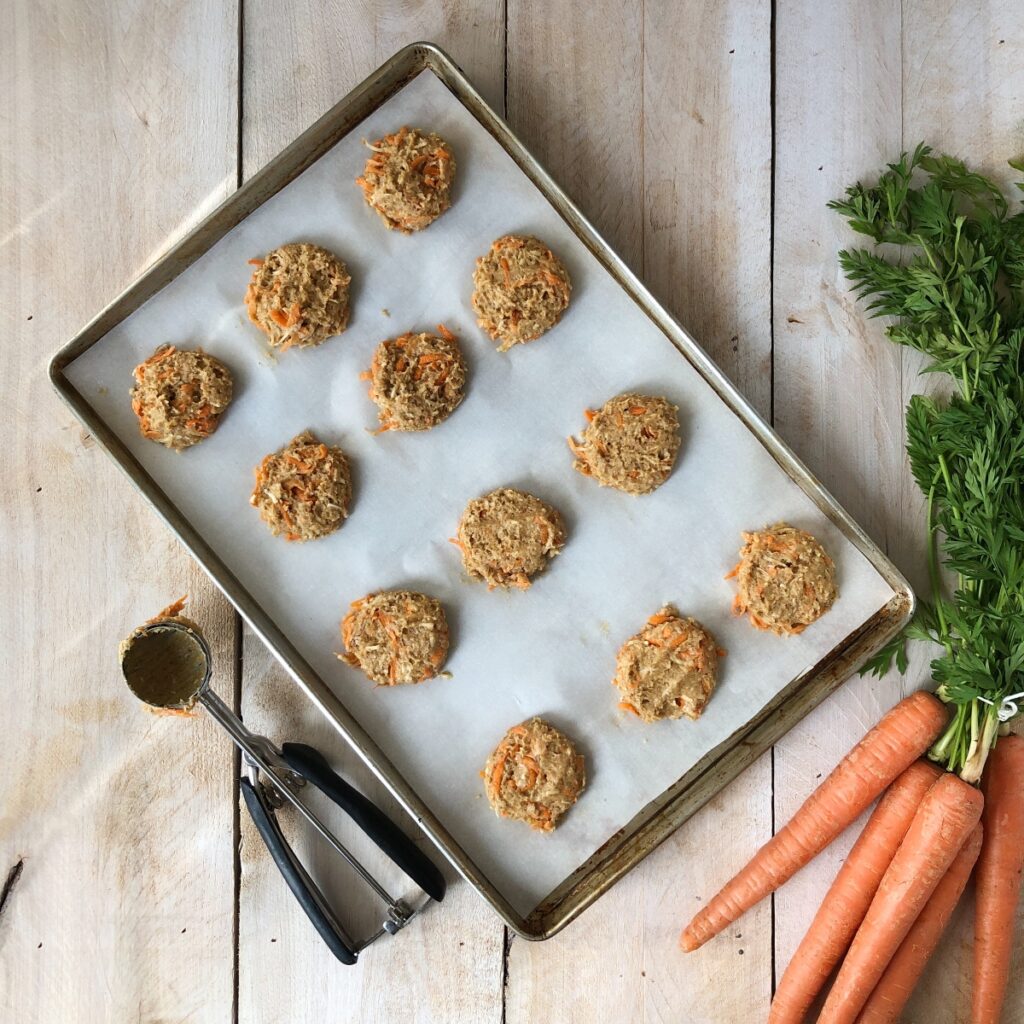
[483, 718, 585, 832]
[455, 487, 566, 589]
[471, 235, 571, 351]
[340, 590, 449, 685]
[130, 345, 233, 450]
[569, 392, 680, 494]
[613, 607, 720, 722]
[365, 325, 466, 432]
[250, 431, 352, 541]
[245, 242, 351, 350]
[730, 522, 838, 635]
[356, 126, 456, 233]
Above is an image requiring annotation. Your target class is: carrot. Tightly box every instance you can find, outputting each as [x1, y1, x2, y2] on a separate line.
[680, 692, 949, 952]
[856, 822, 983, 1024]
[972, 732, 1024, 1024]
[769, 760, 943, 1023]
[818, 772, 984, 1024]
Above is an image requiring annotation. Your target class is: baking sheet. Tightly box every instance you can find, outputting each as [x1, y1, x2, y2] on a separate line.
[65, 69, 896, 915]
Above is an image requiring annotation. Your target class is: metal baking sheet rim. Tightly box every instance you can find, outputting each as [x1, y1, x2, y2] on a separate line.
[49, 41, 914, 941]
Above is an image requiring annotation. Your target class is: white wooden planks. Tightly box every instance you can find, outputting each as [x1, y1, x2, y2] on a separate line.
[0, 1, 239, 1022]
[4, 3, 1021, 1020]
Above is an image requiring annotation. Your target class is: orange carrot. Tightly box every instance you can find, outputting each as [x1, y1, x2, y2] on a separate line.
[856, 822, 983, 1024]
[680, 692, 948, 952]
[818, 772, 984, 1024]
[972, 733, 1024, 1024]
[769, 760, 942, 1023]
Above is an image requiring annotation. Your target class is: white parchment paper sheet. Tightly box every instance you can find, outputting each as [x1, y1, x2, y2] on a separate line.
[67, 70, 896, 914]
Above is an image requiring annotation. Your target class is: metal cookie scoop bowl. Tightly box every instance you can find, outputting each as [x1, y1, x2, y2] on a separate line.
[119, 605, 446, 963]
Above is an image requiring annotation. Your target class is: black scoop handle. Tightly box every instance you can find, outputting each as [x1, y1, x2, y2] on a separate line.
[280, 742, 447, 904]
[240, 777, 358, 965]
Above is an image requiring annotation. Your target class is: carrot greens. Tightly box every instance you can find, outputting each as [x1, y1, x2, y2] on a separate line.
[830, 145, 1024, 782]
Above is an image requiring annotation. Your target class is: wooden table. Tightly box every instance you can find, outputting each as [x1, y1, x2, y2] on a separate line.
[3, 2, 1022, 1021]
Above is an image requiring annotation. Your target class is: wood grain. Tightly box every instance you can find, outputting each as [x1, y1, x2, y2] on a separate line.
[5, 2, 1022, 1020]
[240, 0, 505, 181]
[773, 3, 1024, 1022]
[0, 1, 239, 1022]
[503, 3, 775, 1022]
[236, 5, 505, 1021]
[771, 0, 910, 1008]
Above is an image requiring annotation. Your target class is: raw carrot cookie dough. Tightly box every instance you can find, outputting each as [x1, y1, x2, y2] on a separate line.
[119, 596, 204, 716]
[356, 126, 456, 233]
[250, 431, 352, 541]
[471, 234, 571, 351]
[613, 607, 720, 722]
[455, 487, 566, 589]
[483, 717, 585, 832]
[245, 242, 351, 350]
[568, 392, 681, 494]
[729, 522, 838, 635]
[365, 325, 466, 432]
[130, 345, 233, 450]
[340, 590, 449, 685]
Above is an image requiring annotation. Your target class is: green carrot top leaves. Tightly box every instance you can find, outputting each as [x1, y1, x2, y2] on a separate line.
[831, 147, 1024, 782]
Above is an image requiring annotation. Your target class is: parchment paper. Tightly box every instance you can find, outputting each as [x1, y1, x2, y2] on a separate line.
[66, 70, 896, 914]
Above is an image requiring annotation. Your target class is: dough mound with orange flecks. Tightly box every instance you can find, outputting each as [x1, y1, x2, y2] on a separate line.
[730, 522, 838, 635]
[340, 590, 449, 686]
[250, 431, 351, 541]
[455, 487, 566, 590]
[483, 717, 585, 832]
[365, 326, 466, 432]
[569, 392, 680, 494]
[356, 126, 456, 233]
[245, 242, 350, 350]
[471, 235, 571, 350]
[613, 606, 720, 722]
[130, 345, 233, 450]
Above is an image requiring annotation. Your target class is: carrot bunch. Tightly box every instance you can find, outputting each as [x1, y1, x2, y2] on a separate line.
[679, 695, 1024, 1022]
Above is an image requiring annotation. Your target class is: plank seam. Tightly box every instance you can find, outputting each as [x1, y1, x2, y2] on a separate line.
[502, 0, 509, 120]
[233, 2, 245, 1021]
[896, 0, 906, 571]
[500, 926, 512, 1024]
[640, 0, 645, 279]
[769, 0, 778, 999]
[237, 0, 245, 190]
[501, 10, 510, 1020]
